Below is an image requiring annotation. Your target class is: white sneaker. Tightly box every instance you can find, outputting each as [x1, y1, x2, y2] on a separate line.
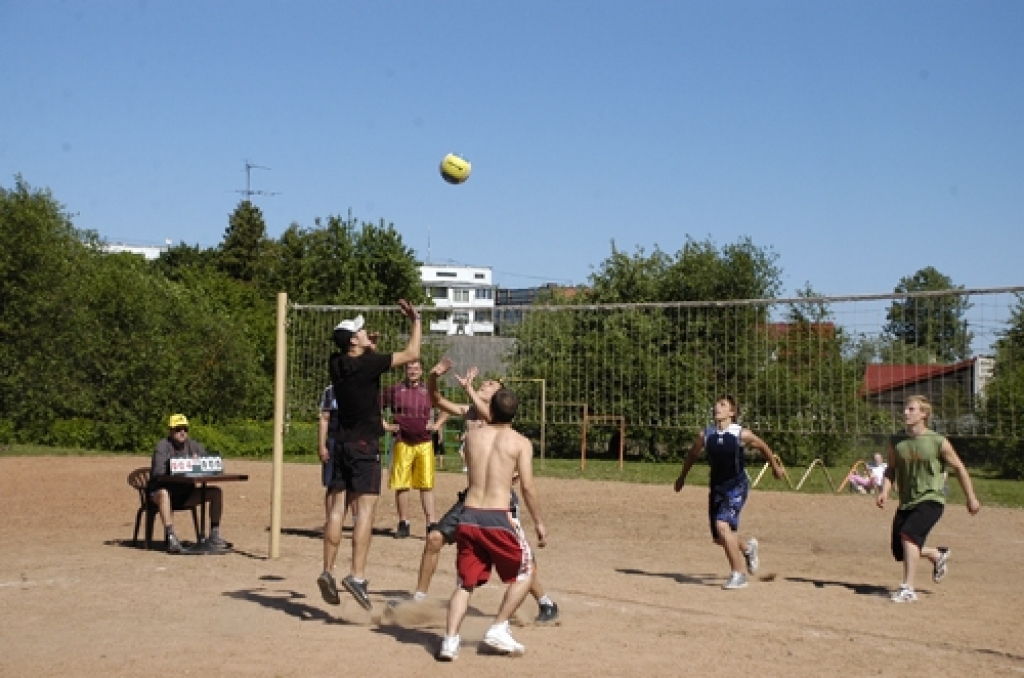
[891, 585, 917, 603]
[722, 572, 748, 590]
[483, 621, 525, 656]
[744, 538, 759, 575]
[437, 635, 460, 661]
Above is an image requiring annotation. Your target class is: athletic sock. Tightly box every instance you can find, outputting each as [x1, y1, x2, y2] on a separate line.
[537, 595, 553, 606]
[413, 591, 427, 601]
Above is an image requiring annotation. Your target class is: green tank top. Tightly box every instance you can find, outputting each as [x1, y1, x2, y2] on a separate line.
[892, 430, 948, 509]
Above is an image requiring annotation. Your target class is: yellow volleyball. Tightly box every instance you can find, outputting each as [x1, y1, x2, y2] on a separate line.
[439, 153, 471, 184]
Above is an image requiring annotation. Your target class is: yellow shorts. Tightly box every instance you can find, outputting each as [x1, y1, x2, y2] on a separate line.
[389, 440, 435, 490]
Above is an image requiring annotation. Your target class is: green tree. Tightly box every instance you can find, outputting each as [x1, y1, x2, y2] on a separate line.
[506, 236, 783, 459]
[219, 200, 268, 283]
[261, 213, 425, 305]
[883, 267, 973, 362]
[0, 177, 97, 439]
[983, 294, 1024, 477]
[352, 218, 426, 305]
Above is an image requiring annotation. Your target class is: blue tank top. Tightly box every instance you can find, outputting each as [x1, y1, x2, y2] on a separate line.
[705, 423, 746, 488]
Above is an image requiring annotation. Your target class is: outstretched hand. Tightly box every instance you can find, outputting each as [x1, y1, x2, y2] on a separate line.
[456, 366, 479, 390]
[397, 299, 419, 321]
[431, 357, 453, 377]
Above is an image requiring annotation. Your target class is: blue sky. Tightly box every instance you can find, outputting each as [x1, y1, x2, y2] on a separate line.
[2, 1, 1021, 294]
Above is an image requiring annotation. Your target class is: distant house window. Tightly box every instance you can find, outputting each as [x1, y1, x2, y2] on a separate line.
[474, 273, 485, 279]
[453, 289, 470, 303]
[475, 310, 492, 323]
[430, 287, 448, 299]
[436, 271, 457, 278]
[475, 288, 493, 300]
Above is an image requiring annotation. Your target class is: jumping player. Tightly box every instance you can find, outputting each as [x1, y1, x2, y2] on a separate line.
[877, 395, 981, 602]
[411, 359, 558, 625]
[674, 395, 783, 590]
[437, 385, 547, 660]
[317, 300, 421, 612]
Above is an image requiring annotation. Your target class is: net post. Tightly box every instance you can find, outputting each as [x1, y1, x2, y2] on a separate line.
[269, 291, 287, 559]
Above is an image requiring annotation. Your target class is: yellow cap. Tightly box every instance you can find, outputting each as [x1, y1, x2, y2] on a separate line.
[168, 414, 189, 428]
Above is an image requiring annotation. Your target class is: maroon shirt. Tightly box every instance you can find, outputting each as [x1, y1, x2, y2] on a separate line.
[383, 381, 432, 444]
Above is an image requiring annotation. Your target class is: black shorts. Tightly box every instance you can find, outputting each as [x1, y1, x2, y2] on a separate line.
[330, 439, 381, 496]
[891, 501, 944, 561]
[151, 483, 194, 510]
[429, 490, 468, 545]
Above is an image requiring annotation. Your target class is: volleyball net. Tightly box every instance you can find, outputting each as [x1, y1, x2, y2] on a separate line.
[284, 287, 1024, 465]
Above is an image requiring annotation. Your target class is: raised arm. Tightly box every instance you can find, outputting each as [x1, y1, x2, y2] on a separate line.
[456, 366, 492, 423]
[390, 299, 422, 368]
[427, 358, 470, 417]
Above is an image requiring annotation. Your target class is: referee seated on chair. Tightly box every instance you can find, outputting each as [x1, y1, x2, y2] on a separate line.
[148, 414, 229, 553]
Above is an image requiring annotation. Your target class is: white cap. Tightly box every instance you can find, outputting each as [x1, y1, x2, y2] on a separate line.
[335, 315, 364, 332]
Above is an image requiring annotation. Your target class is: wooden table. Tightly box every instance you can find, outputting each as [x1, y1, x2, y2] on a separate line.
[156, 473, 249, 554]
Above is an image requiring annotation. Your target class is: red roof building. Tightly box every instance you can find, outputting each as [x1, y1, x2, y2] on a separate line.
[860, 357, 995, 431]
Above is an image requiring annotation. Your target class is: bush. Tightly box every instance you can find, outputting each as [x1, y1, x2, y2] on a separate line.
[47, 418, 99, 449]
[0, 419, 14, 444]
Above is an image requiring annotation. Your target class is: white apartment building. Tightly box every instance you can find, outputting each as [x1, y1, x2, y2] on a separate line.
[101, 240, 171, 260]
[420, 264, 495, 336]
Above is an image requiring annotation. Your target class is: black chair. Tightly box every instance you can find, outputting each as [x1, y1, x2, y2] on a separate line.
[128, 467, 199, 549]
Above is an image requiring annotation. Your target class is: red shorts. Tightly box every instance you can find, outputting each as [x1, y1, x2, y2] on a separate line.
[455, 507, 534, 587]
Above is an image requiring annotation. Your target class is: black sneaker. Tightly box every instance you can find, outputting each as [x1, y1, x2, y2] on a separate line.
[535, 601, 560, 625]
[166, 534, 183, 554]
[395, 521, 411, 539]
[206, 533, 230, 549]
[317, 571, 341, 605]
[343, 575, 372, 611]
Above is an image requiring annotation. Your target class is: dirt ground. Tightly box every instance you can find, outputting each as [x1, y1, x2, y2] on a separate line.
[1, 455, 1022, 677]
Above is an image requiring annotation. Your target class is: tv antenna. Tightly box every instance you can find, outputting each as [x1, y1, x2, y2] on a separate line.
[236, 160, 280, 201]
